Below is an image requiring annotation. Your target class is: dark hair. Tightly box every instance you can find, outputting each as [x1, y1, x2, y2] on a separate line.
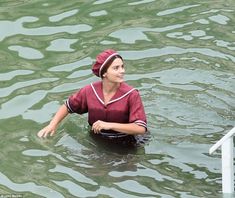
[100, 55, 123, 78]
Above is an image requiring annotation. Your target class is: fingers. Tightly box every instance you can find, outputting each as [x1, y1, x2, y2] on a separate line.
[92, 120, 102, 134]
[92, 125, 100, 134]
[37, 129, 45, 138]
[50, 130, 55, 136]
[37, 130, 48, 138]
[37, 126, 55, 138]
[92, 120, 110, 133]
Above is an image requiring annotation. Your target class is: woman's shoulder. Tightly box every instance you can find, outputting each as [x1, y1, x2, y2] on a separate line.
[120, 82, 135, 92]
[119, 82, 140, 96]
[90, 81, 102, 88]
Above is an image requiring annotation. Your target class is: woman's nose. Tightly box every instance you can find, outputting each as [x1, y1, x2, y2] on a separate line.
[120, 67, 125, 73]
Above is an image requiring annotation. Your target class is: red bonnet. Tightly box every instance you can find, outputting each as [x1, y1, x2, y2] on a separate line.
[92, 49, 120, 77]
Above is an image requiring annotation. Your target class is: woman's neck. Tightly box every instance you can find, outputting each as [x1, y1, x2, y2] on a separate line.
[102, 80, 120, 94]
[102, 80, 121, 105]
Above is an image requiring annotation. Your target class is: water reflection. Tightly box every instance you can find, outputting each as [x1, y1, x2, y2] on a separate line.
[0, 172, 64, 198]
[49, 9, 79, 22]
[0, 77, 58, 98]
[0, 0, 234, 197]
[156, 4, 200, 16]
[208, 14, 230, 25]
[46, 39, 78, 52]
[0, 70, 34, 81]
[119, 47, 235, 62]
[89, 10, 108, 17]
[48, 57, 93, 72]
[8, 45, 44, 59]
[128, 0, 156, 6]
[0, 16, 92, 42]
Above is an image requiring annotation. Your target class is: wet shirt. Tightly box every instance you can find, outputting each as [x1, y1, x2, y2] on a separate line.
[65, 81, 147, 136]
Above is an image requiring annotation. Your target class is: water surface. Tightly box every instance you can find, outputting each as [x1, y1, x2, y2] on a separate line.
[0, 0, 235, 197]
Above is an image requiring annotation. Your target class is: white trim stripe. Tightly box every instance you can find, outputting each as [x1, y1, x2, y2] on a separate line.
[135, 120, 147, 124]
[135, 122, 147, 128]
[135, 120, 147, 128]
[107, 88, 135, 105]
[65, 100, 74, 113]
[91, 83, 105, 105]
[91, 83, 136, 105]
[100, 132, 128, 138]
[98, 52, 119, 77]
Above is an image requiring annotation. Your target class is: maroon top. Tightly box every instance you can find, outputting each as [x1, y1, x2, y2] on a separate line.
[65, 81, 147, 136]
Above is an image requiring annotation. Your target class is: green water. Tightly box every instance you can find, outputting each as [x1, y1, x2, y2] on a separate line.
[0, 0, 235, 197]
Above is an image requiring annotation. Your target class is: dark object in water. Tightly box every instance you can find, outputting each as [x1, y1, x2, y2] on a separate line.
[89, 130, 150, 154]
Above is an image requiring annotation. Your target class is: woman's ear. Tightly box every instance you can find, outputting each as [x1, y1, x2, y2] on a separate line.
[102, 73, 106, 78]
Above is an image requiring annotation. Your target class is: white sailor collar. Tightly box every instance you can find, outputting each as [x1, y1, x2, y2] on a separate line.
[90, 81, 135, 105]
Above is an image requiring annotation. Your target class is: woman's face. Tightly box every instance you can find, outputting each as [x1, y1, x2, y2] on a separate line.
[103, 58, 125, 83]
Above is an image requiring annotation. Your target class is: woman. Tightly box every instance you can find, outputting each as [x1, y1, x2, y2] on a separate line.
[38, 49, 147, 145]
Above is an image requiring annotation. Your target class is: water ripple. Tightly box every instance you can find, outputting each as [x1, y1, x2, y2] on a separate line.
[0, 70, 34, 81]
[0, 172, 64, 198]
[109, 23, 193, 44]
[22, 149, 67, 162]
[48, 57, 93, 72]
[120, 46, 235, 62]
[53, 179, 157, 198]
[208, 14, 230, 25]
[0, 90, 47, 119]
[93, 0, 113, 5]
[128, 0, 156, 6]
[49, 165, 98, 185]
[109, 163, 183, 183]
[23, 101, 60, 123]
[55, 134, 90, 159]
[0, 1, 234, 197]
[46, 38, 78, 52]
[49, 9, 79, 22]
[157, 4, 200, 16]
[89, 10, 108, 17]
[114, 180, 159, 197]
[8, 45, 44, 59]
[0, 78, 58, 98]
[0, 16, 92, 41]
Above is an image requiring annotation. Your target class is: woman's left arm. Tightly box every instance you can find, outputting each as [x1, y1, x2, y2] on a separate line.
[92, 89, 147, 135]
[92, 120, 146, 135]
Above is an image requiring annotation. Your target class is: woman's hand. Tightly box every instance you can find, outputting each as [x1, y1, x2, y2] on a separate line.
[92, 120, 111, 133]
[92, 121, 146, 135]
[37, 104, 69, 138]
[37, 124, 57, 138]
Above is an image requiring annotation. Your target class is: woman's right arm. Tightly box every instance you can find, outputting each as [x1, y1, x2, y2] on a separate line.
[37, 104, 69, 138]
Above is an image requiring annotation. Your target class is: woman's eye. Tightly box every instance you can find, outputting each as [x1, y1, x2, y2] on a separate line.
[113, 65, 124, 70]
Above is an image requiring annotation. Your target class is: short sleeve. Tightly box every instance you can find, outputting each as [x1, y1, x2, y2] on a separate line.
[65, 87, 88, 114]
[128, 90, 147, 130]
